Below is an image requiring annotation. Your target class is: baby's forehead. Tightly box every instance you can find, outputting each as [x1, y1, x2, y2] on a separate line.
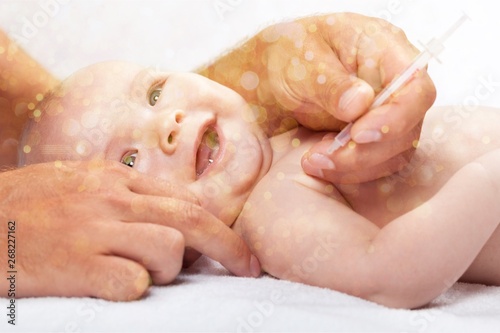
[63, 62, 147, 98]
[22, 61, 151, 165]
[55, 62, 152, 115]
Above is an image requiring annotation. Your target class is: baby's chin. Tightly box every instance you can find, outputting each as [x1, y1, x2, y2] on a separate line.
[198, 195, 247, 228]
[210, 204, 235, 227]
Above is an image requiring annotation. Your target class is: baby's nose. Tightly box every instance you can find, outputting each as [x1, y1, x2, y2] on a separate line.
[159, 109, 184, 155]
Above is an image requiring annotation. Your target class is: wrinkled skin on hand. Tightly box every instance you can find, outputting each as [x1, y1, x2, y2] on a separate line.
[259, 13, 436, 183]
[0, 160, 257, 301]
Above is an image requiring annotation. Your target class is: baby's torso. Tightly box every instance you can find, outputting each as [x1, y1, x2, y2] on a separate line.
[235, 106, 500, 230]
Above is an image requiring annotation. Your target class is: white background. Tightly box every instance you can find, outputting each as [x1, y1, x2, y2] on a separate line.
[2, 2, 500, 332]
[0, 0, 499, 108]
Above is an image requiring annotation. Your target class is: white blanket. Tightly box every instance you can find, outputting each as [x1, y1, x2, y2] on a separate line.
[2, 0, 500, 331]
[3, 257, 500, 332]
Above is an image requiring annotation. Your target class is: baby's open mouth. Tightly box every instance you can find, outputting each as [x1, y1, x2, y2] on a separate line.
[196, 127, 220, 177]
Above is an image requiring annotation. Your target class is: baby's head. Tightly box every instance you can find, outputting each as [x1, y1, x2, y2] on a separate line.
[20, 61, 272, 226]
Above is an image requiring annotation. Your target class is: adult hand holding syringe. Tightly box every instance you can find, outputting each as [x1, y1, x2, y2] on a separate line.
[327, 14, 469, 154]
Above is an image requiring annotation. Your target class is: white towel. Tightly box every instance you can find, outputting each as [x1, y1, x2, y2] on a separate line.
[3, 257, 500, 332]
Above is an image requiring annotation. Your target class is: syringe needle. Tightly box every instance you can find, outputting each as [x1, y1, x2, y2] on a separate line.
[438, 13, 470, 44]
[326, 14, 469, 155]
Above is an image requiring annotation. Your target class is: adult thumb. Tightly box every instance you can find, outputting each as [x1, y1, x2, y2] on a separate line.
[320, 74, 374, 123]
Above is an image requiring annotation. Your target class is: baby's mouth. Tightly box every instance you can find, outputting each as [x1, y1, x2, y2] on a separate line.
[196, 127, 220, 177]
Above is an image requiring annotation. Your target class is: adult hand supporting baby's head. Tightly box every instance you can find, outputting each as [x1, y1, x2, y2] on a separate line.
[0, 160, 260, 301]
[262, 13, 436, 183]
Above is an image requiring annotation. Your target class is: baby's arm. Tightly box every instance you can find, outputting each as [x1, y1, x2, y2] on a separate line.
[238, 150, 500, 309]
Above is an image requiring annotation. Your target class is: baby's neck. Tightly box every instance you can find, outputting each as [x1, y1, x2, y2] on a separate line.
[268, 126, 319, 166]
[231, 126, 325, 235]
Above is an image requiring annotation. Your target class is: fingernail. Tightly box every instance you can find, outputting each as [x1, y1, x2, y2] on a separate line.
[339, 83, 372, 113]
[322, 133, 336, 141]
[339, 86, 360, 112]
[250, 255, 261, 278]
[353, 130, 383, 144]
[302, 158, 325, 179]
[308, 153, 335, 170]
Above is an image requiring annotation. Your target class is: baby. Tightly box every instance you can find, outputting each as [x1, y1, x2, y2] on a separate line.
[19, 61, 500, 309]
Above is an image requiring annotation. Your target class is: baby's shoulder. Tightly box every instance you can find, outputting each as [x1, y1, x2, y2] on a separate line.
[240, 128, 348, 220]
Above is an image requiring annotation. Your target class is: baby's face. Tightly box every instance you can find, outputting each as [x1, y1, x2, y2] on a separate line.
[23, 61, 272, 226]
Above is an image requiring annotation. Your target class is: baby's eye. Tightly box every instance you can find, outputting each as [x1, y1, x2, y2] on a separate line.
[121, 151, 137, 168]
[149, 88, 162, 106]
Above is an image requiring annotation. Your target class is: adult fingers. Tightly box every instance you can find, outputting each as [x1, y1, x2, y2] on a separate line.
[349, 25, 436, 144]
[82, 255, 151, 301]
[116, 164, 199, 204]
[91, 164, 261, 278]
[182, 248, 202, 268]
[38, 253, 151, 301]
[349, 71, 436, 145]
[323, 148, 416, 184]
[16, 250, 151, 301]
[273, 38, 375, 124]
[154, 198, 261, 278]
[302, 126, 419, 183]
[304, 146, 416, 184]
[72, 159, 199, 204]
[100, 222, 185, 285]
[120, 195, 261, 278]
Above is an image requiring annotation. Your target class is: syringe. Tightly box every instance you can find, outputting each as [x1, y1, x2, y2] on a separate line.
[327, 13, 469, 154]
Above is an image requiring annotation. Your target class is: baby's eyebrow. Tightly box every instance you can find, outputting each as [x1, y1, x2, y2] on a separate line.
[129, 68, 163, 103]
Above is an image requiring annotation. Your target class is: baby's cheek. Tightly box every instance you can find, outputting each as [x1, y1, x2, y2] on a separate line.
[189, 178, 244, 228]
